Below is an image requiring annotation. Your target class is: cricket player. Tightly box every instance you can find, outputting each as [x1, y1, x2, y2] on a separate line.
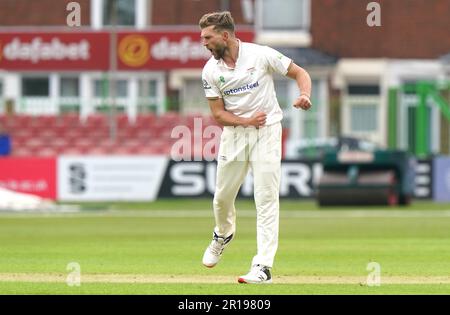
[199, 11, 312, 284]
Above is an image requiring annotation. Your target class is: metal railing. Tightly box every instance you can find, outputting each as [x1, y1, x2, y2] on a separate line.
[1, 96, 161, 117]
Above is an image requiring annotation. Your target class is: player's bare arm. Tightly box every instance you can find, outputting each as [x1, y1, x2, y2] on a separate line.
[286, 62, 312, 110]
[208, 97, 267, 128]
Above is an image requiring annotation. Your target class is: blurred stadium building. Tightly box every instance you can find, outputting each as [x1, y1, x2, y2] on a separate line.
[1, 0, 450, 202]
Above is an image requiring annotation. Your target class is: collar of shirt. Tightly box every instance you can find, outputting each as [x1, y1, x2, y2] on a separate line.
[216, 39, 242, 70]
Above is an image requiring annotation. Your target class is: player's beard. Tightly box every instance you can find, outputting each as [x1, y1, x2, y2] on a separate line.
[211, 44, 226, 60]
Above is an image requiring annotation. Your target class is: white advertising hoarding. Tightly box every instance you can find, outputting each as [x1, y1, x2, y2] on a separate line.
[58, 156, 168, 201]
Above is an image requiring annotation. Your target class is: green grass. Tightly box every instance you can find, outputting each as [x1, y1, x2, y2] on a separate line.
[3, 282, 450, 295]
[63, 199, 450, 211]
[1, 199, 450, 294]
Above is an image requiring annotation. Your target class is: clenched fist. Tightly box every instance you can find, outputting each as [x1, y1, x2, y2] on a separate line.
[293, 94, 312, 110]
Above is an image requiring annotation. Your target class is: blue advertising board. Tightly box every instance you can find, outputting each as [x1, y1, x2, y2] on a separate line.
[0, 134, 11, 156]
[433, 157, 450, 202]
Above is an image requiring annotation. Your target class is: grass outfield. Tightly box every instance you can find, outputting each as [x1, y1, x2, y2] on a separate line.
[1, 199, 450, 294]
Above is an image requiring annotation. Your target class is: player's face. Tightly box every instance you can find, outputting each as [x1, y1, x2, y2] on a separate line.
[201, 26, 227, 60]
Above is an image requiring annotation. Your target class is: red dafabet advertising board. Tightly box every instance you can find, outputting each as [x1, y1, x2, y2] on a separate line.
[0, 30, 254, 71]
[117, 31, 254, 70]
[0, 32, 110, 70]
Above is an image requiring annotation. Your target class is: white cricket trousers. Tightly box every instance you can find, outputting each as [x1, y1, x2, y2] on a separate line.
[213, 122, 282, 268]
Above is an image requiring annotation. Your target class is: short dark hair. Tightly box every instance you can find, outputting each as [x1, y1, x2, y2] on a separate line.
[199, 11, 235, 33]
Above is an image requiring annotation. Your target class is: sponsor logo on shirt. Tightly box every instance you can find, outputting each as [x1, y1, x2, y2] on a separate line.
[223, 81, 259, 96]
[203, 79, 212, 90]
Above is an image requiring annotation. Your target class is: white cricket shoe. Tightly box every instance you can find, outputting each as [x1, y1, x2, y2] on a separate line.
[238, 264, 272, 284]
[202, 232, 234, 268]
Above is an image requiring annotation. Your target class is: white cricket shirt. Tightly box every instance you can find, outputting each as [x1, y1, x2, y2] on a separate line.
[202, 40, 292, 126]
